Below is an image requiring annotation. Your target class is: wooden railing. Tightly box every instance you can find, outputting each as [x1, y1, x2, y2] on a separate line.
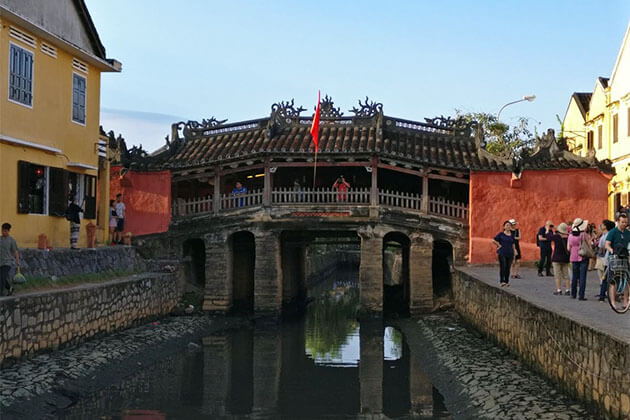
[428, 196, 468, 220]
[173, 188, 468, 221]
[379, 190, 422, 210]
[220, 188, 263, 210]
[173, 195, 212, 216]
[272, 187, 370, 204]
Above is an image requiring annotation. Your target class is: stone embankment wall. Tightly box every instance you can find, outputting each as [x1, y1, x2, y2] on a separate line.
[18, 247, 141, 278]
[0, 273, 180, 366]
[453, 269, 630, 420]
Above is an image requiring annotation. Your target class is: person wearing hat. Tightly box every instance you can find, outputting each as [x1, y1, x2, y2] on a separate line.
[567, 218, 590, 300]
[509, 219, 522, 279]
[596, 220, 616, 301]
[550, 223, 571, 295]
[536, 220, 554, 277]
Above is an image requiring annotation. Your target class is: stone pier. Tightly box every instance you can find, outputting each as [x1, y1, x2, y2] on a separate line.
[358, 228, 384, 315]
[409, 232, 434, 315]
[254, 232, 283, 315]
[203, 232, 232, 312]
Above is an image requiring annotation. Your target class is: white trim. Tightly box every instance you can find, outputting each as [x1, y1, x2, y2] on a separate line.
[612, 156, 630, 168]
[67, 162, 98, 170]
[7, 41, 34, 109]
[71, 71, 86, 126]
[0, 134, 61, 153]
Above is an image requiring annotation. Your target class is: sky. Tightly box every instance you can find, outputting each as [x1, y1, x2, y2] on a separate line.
[86, 1, 630, 152]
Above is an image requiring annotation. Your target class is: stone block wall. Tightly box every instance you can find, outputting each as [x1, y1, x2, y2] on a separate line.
[453, 270, 630, 420]
[0, 273, 180, 365]
[18, 247, 141, 278]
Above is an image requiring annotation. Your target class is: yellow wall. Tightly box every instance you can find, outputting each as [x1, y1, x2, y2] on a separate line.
[563, 98, 586, 155]
[0, 18, 104, 248]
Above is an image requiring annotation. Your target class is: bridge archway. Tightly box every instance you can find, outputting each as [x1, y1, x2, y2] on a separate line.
[182, 238, 205, 287]
[231, 231, 255, 312]
[383, 232, 410, 315]
[432, 240, 453, 296]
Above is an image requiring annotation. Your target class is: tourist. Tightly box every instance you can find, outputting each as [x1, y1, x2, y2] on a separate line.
[509, 219, 522, 279]
[65, 197, 84, 249]
[596, 220, 615, 301]
[232, 181, 247, 207]
[567, 218, 589, 301]
[492, 221, 516, 287]
[550, 223, 570, 295]
[0, 223, 20, 296]
[586, 223, 598, 271]
[333, 175, 350, 201]
[293, 179, 303, 202]
[537, 220, 553, 277]
[605, 213, 630, 309]
[114, 193, 126, 244]
[109, 200, 117, 245]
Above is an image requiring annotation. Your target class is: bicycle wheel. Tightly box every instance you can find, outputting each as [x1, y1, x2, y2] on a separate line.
[607, 273, 630, 314]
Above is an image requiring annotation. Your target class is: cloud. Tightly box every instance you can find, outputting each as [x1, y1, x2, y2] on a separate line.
[100, 108, 184, 153]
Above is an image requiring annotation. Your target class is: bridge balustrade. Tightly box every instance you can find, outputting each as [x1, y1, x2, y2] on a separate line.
[272, 187, 370, 204]
[173, 188, 468, 221]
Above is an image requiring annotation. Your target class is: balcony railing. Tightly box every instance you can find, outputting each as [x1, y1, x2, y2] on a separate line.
[173, 187, 468, 221]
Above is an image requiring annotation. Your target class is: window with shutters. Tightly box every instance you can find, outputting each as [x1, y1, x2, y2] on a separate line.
[9, 43, 34, 107]
[17, 161, 47, 214]
[84, 175, 97, 219]
[597, 128, 602, 149]
[587, 130, 594, 150]
[599, 125, 604, 147]
[613, 114, 618, 143]
[72, 73, 86, 124]
[48, 167, 69, 217]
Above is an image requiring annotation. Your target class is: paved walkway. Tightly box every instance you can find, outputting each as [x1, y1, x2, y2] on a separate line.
[457, 265, 630, 344]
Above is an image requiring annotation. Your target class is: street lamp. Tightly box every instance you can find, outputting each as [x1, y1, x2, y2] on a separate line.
[497, 95, 536, 121]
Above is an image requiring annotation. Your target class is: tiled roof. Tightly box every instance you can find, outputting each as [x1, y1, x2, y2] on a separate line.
[572, 92, 592, 118]
[143, 99, 612, 175]
[160, 100, 511, 172]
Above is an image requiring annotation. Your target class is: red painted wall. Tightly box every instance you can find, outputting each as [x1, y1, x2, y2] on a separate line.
[110, 166, 172, 236]
[469, 169, 609, 264]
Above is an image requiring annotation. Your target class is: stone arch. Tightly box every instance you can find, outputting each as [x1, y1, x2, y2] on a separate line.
[231, 231, 255, 312]
[432, 239, 453, 296]
[382, 231, 410, 315]
[182, 238, 205, 287]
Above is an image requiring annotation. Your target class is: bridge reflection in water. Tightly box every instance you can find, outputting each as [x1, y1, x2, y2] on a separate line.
[203, 276, 451, 419]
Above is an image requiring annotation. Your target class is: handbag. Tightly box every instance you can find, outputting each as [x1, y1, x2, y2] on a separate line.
[578, 234, 595, 259]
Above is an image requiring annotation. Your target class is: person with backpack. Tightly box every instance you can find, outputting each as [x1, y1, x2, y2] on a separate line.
[567, 218, 590, 301]
[537, 220, 553, 277]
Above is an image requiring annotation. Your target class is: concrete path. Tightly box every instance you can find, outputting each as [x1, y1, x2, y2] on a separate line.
[457, 265, 630, 344]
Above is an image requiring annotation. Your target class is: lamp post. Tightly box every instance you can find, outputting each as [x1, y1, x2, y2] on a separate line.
[497, 95, 536, 121]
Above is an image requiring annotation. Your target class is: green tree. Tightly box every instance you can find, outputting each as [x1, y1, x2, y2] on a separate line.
[455, 110, 537, 158]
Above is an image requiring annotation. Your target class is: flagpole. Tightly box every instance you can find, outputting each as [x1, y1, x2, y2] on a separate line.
[312, 149, 318, 190]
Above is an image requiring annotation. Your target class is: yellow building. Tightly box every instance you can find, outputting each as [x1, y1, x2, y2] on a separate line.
[564, 21, 630, 218]
[0, 0, 120, 248]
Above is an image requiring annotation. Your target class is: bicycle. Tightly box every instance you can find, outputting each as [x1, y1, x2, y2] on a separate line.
[605, 255, 630, 314]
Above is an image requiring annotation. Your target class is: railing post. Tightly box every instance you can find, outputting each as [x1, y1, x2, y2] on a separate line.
[421, 175, 429, 213]
[263, 158, 271, 207]
[213, 168, 221, 214]
[370, 157, 378, 207]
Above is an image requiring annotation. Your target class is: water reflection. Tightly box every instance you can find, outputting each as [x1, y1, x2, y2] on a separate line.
[61, 273, 450, 419]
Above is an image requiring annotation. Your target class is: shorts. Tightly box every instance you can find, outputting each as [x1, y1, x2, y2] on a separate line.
[116, 218, 125, 232]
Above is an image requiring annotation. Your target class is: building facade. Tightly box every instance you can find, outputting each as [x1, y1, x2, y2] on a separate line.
[0, 0, 120, 247]
[564, 21, 630, 218]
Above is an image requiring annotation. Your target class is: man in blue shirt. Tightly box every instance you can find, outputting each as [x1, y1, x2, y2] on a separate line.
[537, 220, 553, 277]
[232, 181, 248, 208]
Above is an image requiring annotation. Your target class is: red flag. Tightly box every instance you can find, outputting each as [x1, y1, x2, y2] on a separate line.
[310, 91, 321, 153]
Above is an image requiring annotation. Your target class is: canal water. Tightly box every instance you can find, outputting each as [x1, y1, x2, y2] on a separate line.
[60, 269, 451, 419]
